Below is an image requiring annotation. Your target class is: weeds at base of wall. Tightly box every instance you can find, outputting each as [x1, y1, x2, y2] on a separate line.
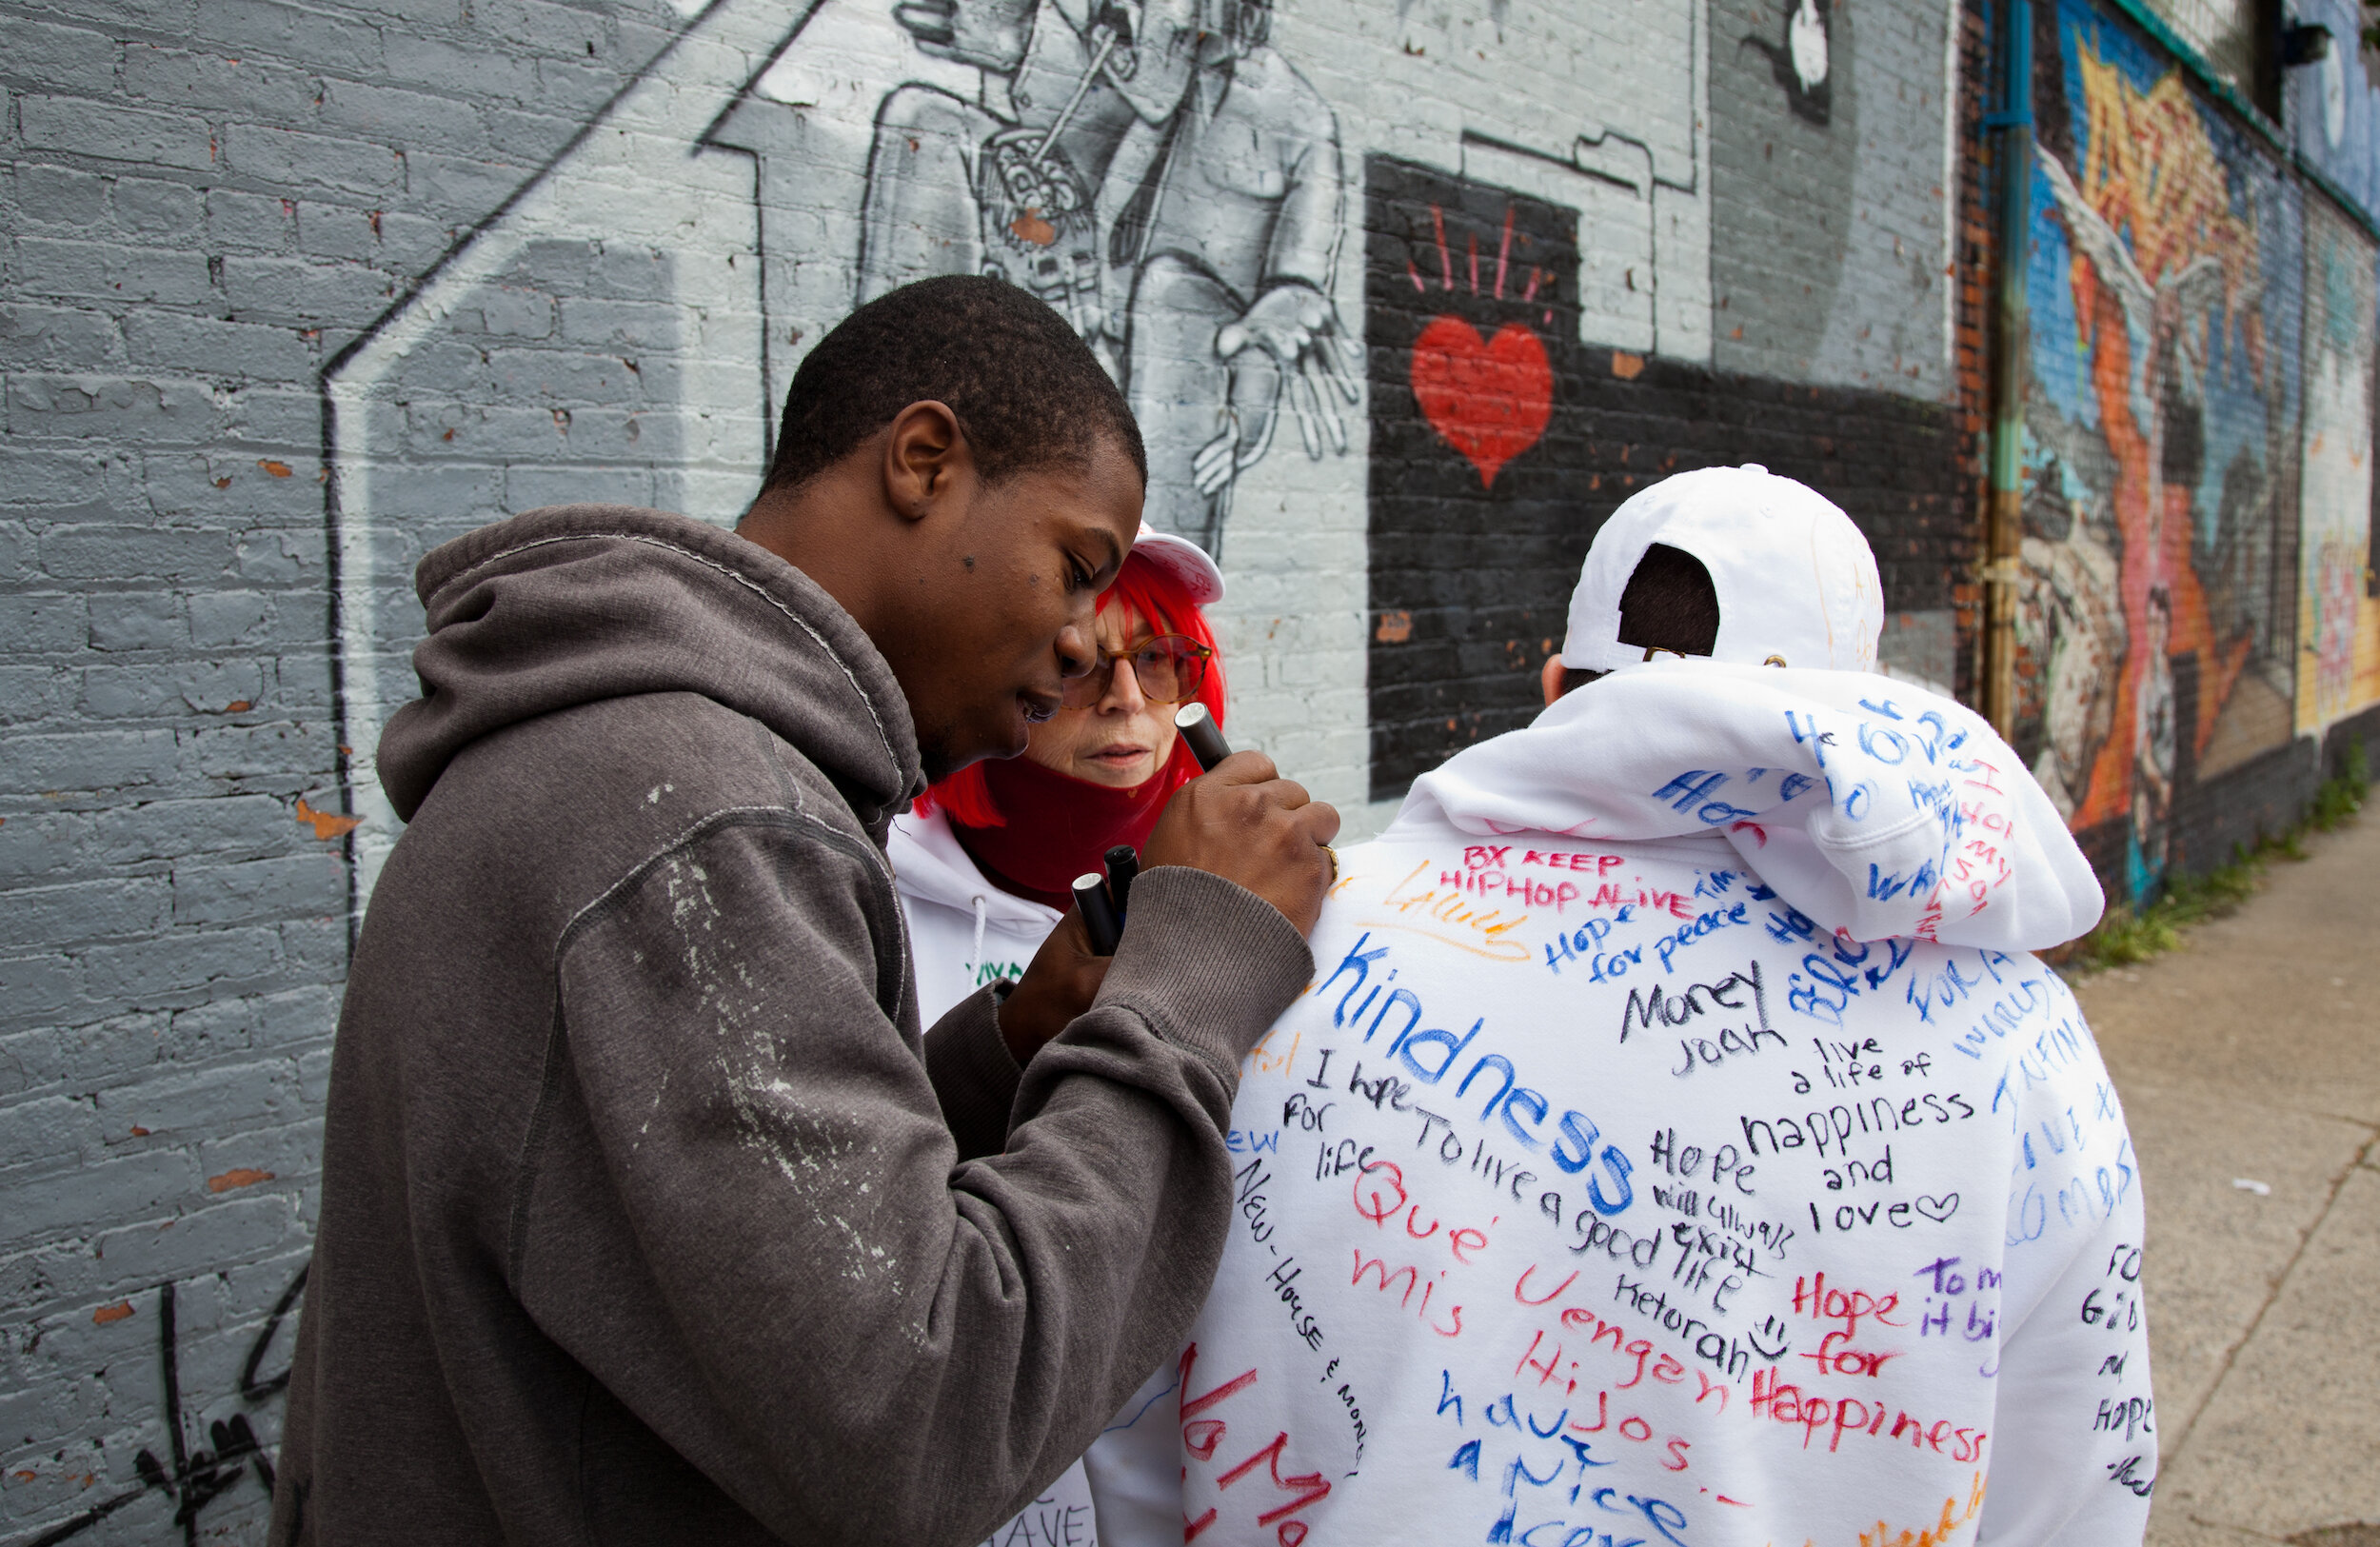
[2053, 742, 2372, 975]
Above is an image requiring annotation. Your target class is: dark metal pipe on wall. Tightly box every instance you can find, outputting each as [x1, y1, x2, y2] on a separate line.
[1982, 0, 2033, 736]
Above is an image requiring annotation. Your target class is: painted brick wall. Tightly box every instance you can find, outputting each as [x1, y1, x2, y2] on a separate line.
[1366, 0, 1973, 794]
[2012, 0, 2380, 902]
[0, 1, 695, 1536]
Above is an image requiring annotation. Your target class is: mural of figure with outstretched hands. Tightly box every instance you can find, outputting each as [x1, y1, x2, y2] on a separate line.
[857, 0, 1146, 359]
[855, 0, 1358, 556]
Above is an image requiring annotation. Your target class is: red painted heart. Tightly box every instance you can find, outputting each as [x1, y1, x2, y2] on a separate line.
[1410, 315, 1554, 489]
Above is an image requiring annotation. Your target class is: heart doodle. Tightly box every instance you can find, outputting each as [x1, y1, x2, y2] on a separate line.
[1914, 1192, 1960, 1223]
[1409, 315, 1554, 489]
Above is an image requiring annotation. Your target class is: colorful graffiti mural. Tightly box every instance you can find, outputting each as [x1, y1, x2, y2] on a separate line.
[2018, 0, 2313, 893]
[2298, 194, 2380, 733]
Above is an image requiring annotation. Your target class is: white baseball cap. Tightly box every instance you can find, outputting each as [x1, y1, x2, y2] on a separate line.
[1560, 464, 1882, 674]
[1128, 524, 1225, 605]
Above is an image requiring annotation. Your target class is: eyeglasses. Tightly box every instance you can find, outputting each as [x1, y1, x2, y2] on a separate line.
[1061, 634, 1216, 709]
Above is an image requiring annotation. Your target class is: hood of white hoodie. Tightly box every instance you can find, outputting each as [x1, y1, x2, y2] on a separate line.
[887, 806, 1064, 928]
[1390, 659, 2104, 951]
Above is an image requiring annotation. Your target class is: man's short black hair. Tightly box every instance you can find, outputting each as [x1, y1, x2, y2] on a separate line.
[762, 275, 1147, 494]
[1560, 543, 1720, 694]
[1616, 543, 1720, 658]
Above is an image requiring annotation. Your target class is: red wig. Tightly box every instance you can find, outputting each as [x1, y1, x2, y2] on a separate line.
[917, 552, 1226, 829]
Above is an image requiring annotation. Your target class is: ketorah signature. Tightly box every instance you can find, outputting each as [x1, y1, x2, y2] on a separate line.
[28, 1264, 307, 1547]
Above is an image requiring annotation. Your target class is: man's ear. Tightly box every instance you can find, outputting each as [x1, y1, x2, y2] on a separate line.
[881, 400, 970, 524]
[1540, 654, 1566, 706]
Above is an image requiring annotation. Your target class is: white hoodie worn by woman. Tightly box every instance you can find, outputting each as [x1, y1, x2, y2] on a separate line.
[1083, 661, 2152, 1547]
[893, 805, 1064, 1020]
[891, 520, 1230, 1547]
[890, 805, 1102, 1547]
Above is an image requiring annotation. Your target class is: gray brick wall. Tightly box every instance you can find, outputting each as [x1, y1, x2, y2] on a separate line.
[0, 0, 684, 1535]
[1712, 0, 1960, 399]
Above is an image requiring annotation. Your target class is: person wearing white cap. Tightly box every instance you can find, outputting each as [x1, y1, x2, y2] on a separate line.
[890, 522, 1230, 1547]
[1085, 465, 2152, 1546]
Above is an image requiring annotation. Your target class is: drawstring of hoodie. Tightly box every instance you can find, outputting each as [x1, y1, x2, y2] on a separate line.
[967, 895, 989, 982]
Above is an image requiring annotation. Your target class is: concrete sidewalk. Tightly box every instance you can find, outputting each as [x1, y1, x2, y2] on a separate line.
[2074, 810, 2380, 1547]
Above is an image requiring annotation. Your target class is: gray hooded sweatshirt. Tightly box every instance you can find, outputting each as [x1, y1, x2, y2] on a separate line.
[270, 506, 1314, 1545]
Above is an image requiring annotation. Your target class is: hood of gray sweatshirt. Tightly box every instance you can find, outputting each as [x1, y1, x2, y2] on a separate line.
[378, 502, 922, 831]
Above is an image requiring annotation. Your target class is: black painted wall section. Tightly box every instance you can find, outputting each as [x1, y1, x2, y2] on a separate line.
[1364, 155, 1974, 802]
[2140, 699, 2380, 892]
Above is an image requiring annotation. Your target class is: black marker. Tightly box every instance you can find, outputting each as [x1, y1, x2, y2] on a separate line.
[1176, 702, 1231, 772]
[1103, 843, 1140, 917]
[1074, 871, 1123, 955]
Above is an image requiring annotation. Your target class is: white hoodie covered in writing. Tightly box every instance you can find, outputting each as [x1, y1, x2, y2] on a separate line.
[1087, 661, 2153, 1547]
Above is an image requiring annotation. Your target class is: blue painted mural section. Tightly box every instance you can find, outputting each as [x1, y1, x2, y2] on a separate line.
[2287, 0, 2380, 228]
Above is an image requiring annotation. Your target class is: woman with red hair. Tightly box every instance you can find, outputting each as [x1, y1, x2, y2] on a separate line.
[890, 524, 1227, 1544]
[891, 524, 1227, 1021]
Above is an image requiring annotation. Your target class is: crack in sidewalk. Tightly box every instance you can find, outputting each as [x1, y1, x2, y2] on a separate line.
[2166, 1124, 2380, 1461]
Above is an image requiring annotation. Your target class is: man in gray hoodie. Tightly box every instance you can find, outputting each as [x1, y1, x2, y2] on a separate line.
[271, 276, 1339, 1544]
